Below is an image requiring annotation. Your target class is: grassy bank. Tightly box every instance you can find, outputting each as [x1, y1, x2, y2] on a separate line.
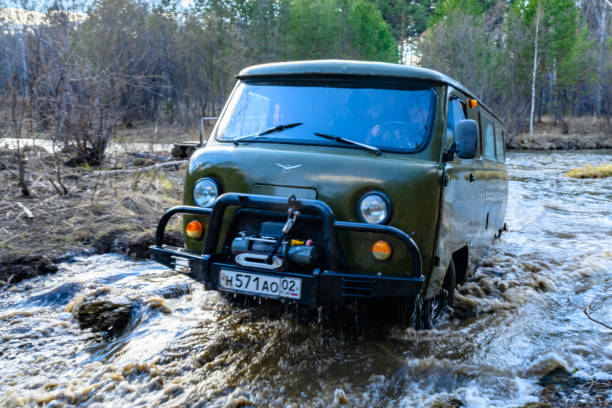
[507, 117, 612, 150]
[566, 163, 612, 178]
[0, 145, 185, 286]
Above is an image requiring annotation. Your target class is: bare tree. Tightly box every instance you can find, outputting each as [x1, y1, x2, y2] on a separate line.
[597, 0, 610, 116]
[0, 7, 32, 197]
[530, 4, 542, 136]
[29, 3, 154, 165]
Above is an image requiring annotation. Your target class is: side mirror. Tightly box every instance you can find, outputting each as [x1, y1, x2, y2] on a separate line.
[200, 116, 218, 147]
[455, 119, 478, 159]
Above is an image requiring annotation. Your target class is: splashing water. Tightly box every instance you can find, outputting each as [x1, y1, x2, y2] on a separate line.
[0, 150, 610, 407]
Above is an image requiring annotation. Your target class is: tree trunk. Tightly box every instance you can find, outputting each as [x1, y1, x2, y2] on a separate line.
[16, 140, 30, 197]
[400, 7, 405, 64]
[529, 5, 541, 136]
[537, 84, 543, 123]
[597, 3, 608, 116]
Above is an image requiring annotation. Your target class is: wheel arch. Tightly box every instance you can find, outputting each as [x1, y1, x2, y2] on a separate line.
[423, 245, 469, 298]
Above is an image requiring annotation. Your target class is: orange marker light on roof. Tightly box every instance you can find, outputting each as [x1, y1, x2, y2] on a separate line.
[185, 220, 203, 239]
[372, 240, 392, 261]
[468, 98, 478, 109]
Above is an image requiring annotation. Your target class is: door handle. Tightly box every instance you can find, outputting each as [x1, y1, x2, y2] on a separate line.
[469, 173, 475, 182]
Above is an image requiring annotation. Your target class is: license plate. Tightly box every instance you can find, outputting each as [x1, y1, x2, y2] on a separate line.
[218, 269, 301, 299]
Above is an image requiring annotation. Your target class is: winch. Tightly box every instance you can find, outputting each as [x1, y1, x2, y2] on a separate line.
[230, 219, 318, 270]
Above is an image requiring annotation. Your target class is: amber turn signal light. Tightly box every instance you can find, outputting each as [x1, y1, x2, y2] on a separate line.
[185, 220, 203, 239]
[371, 240, 392, 261]
[468, 98, 478, 109]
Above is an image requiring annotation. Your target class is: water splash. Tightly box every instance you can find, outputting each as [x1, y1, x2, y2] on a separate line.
[0, 151, 611, 407]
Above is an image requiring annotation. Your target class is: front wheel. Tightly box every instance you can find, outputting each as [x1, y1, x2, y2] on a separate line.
[414, 259, 456, 330]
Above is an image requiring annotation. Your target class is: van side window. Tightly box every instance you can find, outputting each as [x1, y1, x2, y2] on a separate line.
[495, 125, 505, 162]
[482, 116, 495, 160]
[446, 99, 467, 142]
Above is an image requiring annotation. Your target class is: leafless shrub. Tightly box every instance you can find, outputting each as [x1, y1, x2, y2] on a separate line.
[0, 82, 31, 197]
[29, 6, 153, 165]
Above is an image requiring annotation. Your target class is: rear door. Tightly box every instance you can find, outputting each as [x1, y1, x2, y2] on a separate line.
[479, 112, 497, 237]
[490, 123, 508, 231]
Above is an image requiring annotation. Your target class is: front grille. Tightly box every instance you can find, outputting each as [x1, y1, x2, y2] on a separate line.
[341, 277, 376, 297]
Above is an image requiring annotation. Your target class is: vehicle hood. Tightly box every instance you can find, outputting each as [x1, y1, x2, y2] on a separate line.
[186, 143, 441, 227]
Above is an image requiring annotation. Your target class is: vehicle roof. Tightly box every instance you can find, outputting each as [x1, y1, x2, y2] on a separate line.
[237, 59, 503, 124]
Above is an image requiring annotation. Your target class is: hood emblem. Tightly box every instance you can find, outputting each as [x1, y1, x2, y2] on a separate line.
[276, 163, 302, 172]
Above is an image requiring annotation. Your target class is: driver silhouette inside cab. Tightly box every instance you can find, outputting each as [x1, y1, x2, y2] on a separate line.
[341, 91, 387, 142]
[365, 94, 426, 149]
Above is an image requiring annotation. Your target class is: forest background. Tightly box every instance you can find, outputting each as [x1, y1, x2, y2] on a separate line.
[0, 0, 611, 163]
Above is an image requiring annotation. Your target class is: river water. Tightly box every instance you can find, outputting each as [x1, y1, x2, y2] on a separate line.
[1, 151, 610, 407]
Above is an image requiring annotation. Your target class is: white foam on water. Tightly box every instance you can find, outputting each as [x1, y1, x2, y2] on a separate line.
[1, 150, 611, 407]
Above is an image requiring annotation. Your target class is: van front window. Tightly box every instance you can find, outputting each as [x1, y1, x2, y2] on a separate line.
[215, 80, 436, 153]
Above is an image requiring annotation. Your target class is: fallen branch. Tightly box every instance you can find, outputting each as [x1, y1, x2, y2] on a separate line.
[16, 201, 33, 219]
[48, 204, 93, 213]
[571, 283, 612, 331]
[92, 160, 186, 176]
[584, 304, 612, 330]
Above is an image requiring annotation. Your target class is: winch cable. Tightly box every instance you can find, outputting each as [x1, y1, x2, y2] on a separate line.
[266, 195, 300, 264]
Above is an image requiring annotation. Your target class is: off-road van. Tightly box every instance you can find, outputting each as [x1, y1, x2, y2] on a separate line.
[150, 60, 508, 329]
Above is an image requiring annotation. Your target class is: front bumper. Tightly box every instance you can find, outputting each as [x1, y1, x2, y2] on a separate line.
[149, 193, 423, 306]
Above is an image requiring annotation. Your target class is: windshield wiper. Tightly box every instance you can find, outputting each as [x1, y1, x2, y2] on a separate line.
[313, 132, 381, 156]
[232, 122, 303, 145]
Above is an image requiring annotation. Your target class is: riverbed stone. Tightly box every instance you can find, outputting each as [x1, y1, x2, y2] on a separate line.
[156, 282, 191, 299]
[223, 396, 253, 408]
[74, 299, 134, 338]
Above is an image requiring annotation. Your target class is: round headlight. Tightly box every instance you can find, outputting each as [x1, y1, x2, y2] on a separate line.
[193, 178, 219, 207]
[358, 192, 391, 224]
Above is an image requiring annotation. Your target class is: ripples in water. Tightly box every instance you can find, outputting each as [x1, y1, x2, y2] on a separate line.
[0, 150, 610, 407]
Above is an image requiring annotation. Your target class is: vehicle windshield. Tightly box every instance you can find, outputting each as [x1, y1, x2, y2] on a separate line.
[215, 79, 437, 153]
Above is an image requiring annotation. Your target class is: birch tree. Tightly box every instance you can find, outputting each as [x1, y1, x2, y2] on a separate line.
[597, 0, 610, 115]
[530, 3, 541, 136]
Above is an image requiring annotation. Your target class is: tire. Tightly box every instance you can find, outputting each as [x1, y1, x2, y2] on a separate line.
[414, 258, 456, 330]
[394, 295, 417, 328]
[414, 295, 433, 330]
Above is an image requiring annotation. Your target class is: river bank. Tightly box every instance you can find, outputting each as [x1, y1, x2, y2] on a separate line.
[507, 117, 611, 150]
[507, 131, 611, 150]
[0, 146, 184, 286]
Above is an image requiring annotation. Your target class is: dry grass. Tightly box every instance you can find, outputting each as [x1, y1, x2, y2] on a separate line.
[531, 115, 610, 135]
[566, 163, 612, 179]
[508, 116, 612, 150]
[0, 145, 185, 262]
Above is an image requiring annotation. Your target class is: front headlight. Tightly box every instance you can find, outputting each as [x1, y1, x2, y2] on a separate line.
[358, 191, 391, 224]
[193, 178, 219, 207]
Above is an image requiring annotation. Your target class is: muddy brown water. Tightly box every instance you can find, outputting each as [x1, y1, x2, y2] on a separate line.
[1, 151, 611, 407]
